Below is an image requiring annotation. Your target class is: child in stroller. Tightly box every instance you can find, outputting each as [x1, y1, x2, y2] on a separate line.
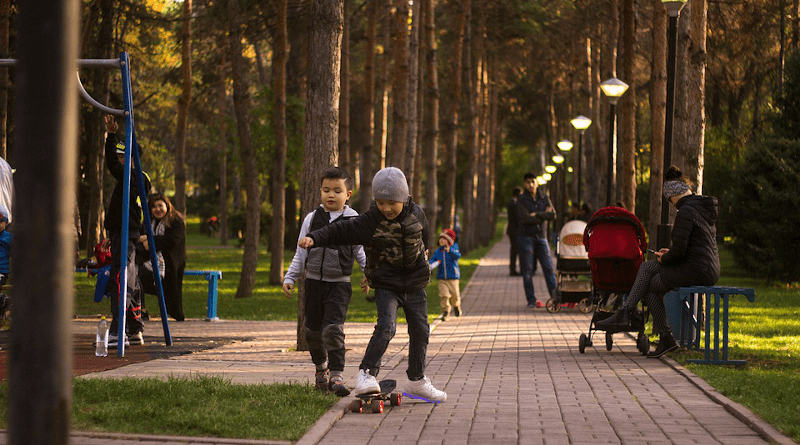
[578, 206, 651, 354]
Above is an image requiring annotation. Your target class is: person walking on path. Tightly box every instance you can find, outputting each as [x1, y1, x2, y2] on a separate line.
[598, 166, 721, 358]
[284, 167, 368, 397]
[298, 167, 447, 403]
[515, 173, 557, 308]
[429, 228, 462, 321]
[103, 115, 150, 347]
[506, 186, 522, 276]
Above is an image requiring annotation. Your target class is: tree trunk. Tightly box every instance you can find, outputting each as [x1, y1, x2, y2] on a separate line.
[387, 0, 409, 168]
[648, 0, 667, 248]
[374, 1, 390, 172]
[620, 0, 636, 211]
[0, 0, 10, 159]
[299, 0, 343, 350]
[405, 0, 420, 185]
[174, 0, 192, 214]
[227, 0, 260, 300]
[338, 0, 350, 171]
[443, 0, 466, 231]
[270, 0, 288, 285]
[422, 0, 439, 244]
[462, 0, 476, 252]
[679, 0, 707, 194]
[360, 0, 378, 212]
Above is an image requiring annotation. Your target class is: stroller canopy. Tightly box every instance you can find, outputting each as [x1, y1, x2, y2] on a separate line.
[558, 220, 589, 259]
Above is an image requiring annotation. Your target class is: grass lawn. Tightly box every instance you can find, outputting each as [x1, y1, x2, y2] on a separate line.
[670, 246, 800, 442]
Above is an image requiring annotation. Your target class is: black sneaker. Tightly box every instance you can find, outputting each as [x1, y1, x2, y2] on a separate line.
[454, 306, 462, 317]
[328, 375, 351, 397]
[440, 312, 450, 321]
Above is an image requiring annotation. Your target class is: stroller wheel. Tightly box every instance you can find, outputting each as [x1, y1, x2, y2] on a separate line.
[637, 332, 650, 355]
[546, 298, 560, 313]
[579, 333, 587, 354]
[605, 332, 613, 351]
[578, 298, 593, 313]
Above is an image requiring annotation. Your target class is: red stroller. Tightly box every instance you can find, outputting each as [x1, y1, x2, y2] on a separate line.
[578, 206, 650, 354]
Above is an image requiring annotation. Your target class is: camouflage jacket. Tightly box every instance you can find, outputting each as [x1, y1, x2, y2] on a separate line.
[307, 197, 431, 293]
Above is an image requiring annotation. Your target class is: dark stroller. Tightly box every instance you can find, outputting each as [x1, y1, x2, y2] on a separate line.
[546, 220, 596, 313]
[578, 206, 651, 354]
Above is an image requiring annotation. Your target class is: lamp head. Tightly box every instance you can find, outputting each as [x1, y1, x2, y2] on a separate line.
[557, 140, 574, 152]
[600, 77, 629, 104]
[542, 173, 552, 182]
[545, 165, 557, 174]
[662, 0, 687, 17]
[570, 115, 592, 131]
[552, 155, 565, 164]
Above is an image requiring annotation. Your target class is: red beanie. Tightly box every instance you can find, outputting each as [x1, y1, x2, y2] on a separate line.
[439, 229, 457, 246]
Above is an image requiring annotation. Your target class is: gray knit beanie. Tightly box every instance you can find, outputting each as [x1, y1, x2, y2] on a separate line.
[372, 167, 409, 203]
[662, 180, 690, 199]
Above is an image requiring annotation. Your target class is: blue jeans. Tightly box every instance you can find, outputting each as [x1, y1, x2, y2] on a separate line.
[360, 287, 430, 381]
[519, 236, 558, 305]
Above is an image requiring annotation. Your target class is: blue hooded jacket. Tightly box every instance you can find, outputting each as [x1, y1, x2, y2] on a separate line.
[429, 242, 461, 280]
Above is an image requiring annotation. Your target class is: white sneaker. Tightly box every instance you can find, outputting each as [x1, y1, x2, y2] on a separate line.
[129, 331, 144, 346]
[403, 376, 447, 403]
[354, 369, 381, 395]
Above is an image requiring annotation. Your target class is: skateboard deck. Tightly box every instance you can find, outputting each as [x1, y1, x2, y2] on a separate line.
[349, 379, 401, 413]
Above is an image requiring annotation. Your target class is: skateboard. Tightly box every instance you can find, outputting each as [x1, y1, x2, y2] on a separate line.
[349, 379, 401, 414]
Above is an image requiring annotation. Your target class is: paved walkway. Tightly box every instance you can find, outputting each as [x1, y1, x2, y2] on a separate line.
[3, 237, 794, 445]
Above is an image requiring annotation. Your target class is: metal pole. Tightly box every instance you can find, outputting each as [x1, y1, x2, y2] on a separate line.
[658, 14, 680, 248]
[606, 103, 616, 206]
[560, 161, 567, 229]
[576, 131, 583, 204]
[9, 0, 79, 443]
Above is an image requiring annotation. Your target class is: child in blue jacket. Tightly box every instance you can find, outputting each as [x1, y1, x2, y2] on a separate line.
[429, 228, 461, 321]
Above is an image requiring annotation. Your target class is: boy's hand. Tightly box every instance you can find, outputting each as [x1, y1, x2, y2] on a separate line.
[360, 276, 370, 294]
[444, 245, 450, 252]
[298, 237, 314, 248]
[282, 283, 294, 298]
[104, 115, 118, 133]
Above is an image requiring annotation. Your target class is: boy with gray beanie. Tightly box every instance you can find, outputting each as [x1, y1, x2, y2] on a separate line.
[299, 167, 447, 403]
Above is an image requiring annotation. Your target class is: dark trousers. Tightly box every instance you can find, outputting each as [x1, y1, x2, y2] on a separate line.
[108, 230, 144, 335]
[361, 287, 430, 381]
[509, 234, 519, 272]
[304, 279, 352, 373]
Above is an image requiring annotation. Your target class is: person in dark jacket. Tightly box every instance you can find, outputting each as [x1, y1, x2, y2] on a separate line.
[299, 167, 447, 403]
[516, 173, 558, 308]
[104, 115, 150, 347]
[137, 193, 186, 322]
[597, 166, 720, 357]
[506, 187, 522, 276]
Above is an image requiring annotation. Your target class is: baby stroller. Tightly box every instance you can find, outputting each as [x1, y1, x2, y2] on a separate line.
[546, 220, 596, 313]
[578, 206, 650, 354]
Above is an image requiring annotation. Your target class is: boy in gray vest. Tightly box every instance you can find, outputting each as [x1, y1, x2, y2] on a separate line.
[284, 167, 368, 396]
[299, 167, 447, 403]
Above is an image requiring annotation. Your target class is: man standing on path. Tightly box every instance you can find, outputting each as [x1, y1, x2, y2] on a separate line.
[506, 186, 522, 276]
[516, 173, 557, 308]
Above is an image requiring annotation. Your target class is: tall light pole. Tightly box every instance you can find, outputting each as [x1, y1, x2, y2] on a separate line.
[557, 140, 573, 228]
[600, 78, 629, 206]
[570, 115, 592, 205]
[658, 0, 688, 248]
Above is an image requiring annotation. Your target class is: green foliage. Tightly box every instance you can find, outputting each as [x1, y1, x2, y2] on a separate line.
[727, 137, 800, 281]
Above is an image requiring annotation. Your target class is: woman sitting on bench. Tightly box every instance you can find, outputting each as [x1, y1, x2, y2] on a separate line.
[597, 166, 720, 357]
[137, 193, 187, 321]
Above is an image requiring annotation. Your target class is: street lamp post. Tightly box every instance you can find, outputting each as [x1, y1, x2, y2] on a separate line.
[658, 0, 688, 248]
[557, 140, 573, 228]
[570, 115, 592, 205]
[600, 78, 629, 206]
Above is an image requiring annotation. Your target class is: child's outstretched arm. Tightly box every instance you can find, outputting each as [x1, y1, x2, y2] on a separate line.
[284, 212, 315, 298]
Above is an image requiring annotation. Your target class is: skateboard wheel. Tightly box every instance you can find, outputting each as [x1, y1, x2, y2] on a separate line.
[370, 399, 384, 413]
[349, 399, 363, 413]
[390, 392, 401, 406]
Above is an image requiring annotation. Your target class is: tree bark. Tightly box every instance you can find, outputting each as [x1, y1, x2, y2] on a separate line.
[174, 0, 192, 214]
[270, 0, 288, 285]
[0, 0, 10, 160]
[443, 0, 466, 230]
[679, 0, 708, 193]
[648, 0, 667, 249]
[422, 0, 439, 245]
[462, 0, 476, 252]
[375, 1, 390, 172]
[619, 0, 636, 211]
[387, 0, 409, 168]
[338, 0, 351, 171]
[359, 0, 378, 212]
[299, 0, 343, 350]
[405, 0, 421, 185]
[227, 0, 260, 299]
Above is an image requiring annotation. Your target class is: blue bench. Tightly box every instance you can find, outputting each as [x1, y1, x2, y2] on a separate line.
[664, 286, 755, 365]
[75, 268, 222, 321]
